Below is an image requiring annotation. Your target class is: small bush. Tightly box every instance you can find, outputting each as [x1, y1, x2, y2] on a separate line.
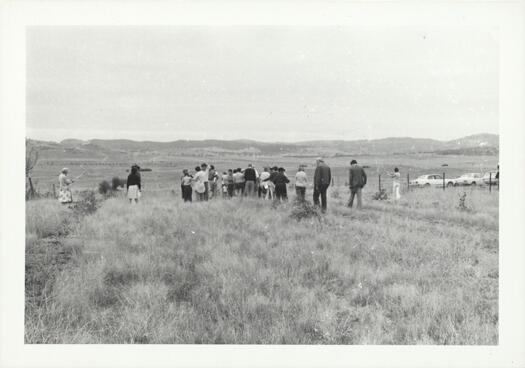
[289, 199, 321, 221]
[111, 177, 126, 190]
[372, 188, 388, 200]
[69, 190, 99, 216]
[98, 180, 111, 195]
[457, 192, 470, 212]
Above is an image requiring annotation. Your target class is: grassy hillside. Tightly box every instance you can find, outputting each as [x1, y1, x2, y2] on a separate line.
[25, 187, 498, 344]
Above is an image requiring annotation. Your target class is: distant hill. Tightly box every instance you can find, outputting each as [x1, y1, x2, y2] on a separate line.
[27, 133, 499, 161]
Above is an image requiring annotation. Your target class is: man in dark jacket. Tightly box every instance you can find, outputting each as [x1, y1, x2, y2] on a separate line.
[243, 164, 257, 197]
[272, 167, 290, 202]
[348, 159, 367, 209]
[313, 158, 331, 212]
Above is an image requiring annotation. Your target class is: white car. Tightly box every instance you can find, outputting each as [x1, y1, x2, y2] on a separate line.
[453, 173, 485, 187]
[409, 174, 454, 188]
[482, 171, 499, 186]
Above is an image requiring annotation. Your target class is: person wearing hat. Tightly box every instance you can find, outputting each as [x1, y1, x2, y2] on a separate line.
[181, 169, 193, 202]
[313, 158, 331, 212]
[58, 168, 74, 204]
[348, 159, 367, 209]
[127, 165, 142, 204]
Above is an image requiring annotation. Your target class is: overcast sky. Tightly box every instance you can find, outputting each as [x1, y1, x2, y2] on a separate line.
[26, 26, 499, 142]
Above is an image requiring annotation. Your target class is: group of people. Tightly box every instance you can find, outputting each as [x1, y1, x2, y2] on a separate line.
[176, 158, 369, 213]
[180, 163, 293, 203]
[57, 159, 375, 212]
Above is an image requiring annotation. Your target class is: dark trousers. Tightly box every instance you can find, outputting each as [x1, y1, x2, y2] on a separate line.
[295, 186, 306, 201]
[204, 182, 209, 201]
[348, 187, 363, 209]
[227, 184, 234, 198]
[275, 184, 288, 202]
[313, 184, 329, 212]
[182, 185, 192, 202]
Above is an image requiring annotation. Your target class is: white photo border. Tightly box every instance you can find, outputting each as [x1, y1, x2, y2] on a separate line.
[1, 1, 524, 367]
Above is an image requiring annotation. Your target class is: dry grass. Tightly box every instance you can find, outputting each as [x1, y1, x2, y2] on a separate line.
[25, 186, 498, 344]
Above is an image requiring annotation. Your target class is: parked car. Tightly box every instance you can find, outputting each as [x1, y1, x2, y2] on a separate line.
[482, 171, 499, 186]
[453, 173, 485, 186]
[409, 174, 454, 188]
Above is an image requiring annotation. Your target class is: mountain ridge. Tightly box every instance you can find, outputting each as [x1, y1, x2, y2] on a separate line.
[27, 133, 499, 160]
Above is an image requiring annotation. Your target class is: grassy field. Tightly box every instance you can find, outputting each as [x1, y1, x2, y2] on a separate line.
[25, 185, 498, 344]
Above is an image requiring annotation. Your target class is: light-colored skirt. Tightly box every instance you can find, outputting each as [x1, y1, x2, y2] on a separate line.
[128, 185, 140, 199]
[58, 188, 72, 203]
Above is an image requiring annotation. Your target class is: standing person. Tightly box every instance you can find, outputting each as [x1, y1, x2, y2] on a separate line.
[58, 168, 74, 204]
[221, 171, 228, 198]
[295, 166, 308, 201]
[208, 165, 219, 199]
[233, 168, 244, 197]
[244, 164, 257, 197]
[388, 167, 401, 201]
[181, 169, 193, 202]
[348, 159, 367, 209]
[127, 166, 142, 204]
[200, 163, 210, 201]
[272, 167, 290, 202]
[259, 167, 271, 199]
[313, 158, 331, 213]
[192, 166, 206, 201]
[268, 166, 278, 200]
[226, 169, 235, 198]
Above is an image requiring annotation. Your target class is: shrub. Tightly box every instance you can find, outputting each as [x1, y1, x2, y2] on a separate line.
[372, 188, 388, 200]
[289, 199, 321, 221]
[98, 180, 111, 195]
[457, 192, 470, 212]
[111, 177, 126, 190]
[69, 190, 99, 216]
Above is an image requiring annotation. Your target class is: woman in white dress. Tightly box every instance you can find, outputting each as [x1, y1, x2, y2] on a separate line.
[58, 168, 74, 204]
[388, 167, 401, 201]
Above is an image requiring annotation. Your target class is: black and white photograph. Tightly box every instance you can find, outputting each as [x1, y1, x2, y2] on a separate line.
[1, 1, 525, 367]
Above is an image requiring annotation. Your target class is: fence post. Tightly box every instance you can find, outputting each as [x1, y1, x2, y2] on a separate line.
[489, 173, 492, 193]
[407, 173, 410, 192]
[378, 174, 381, 192]
[52, 184, 56, 198]
[443, 172, 446, 190]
